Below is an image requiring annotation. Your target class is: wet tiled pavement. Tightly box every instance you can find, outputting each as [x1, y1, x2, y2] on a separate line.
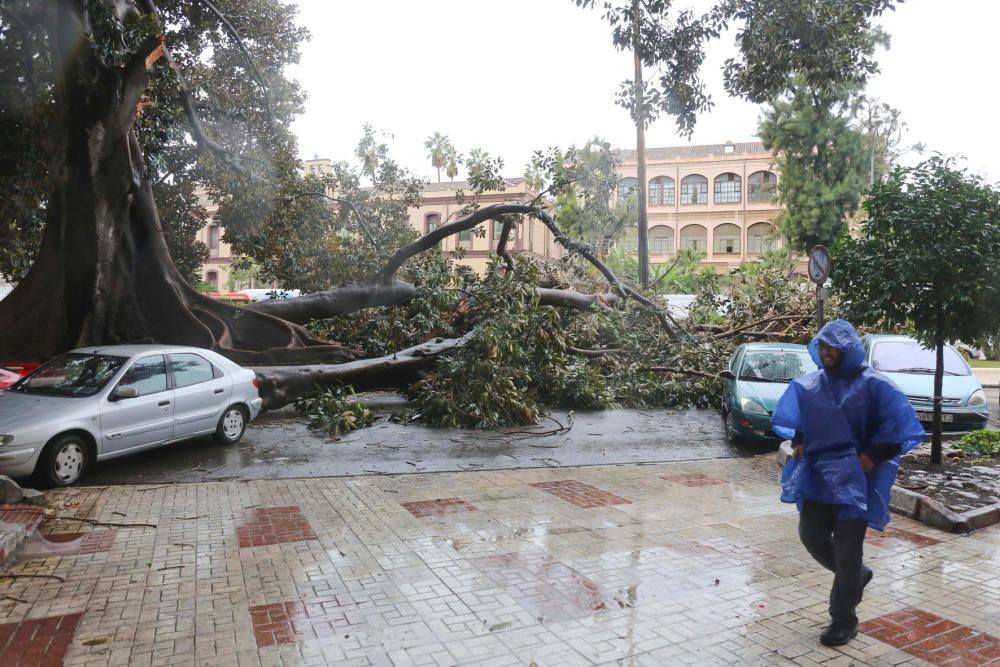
[0, 456, 997, 665]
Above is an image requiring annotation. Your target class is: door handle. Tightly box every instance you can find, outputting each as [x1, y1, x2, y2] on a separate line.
[158, 400, 170, 406]
[214, 389, 224, 394]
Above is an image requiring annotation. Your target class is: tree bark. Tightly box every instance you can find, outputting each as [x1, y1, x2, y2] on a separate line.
[633, 0, 649, 288]
[931, 306, 944, 465]
[247, 282, 418, 324]
[253, 332, 475, 410]
[0, 2, 355, 367]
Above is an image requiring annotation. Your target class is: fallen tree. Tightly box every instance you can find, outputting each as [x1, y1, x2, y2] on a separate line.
[0, 0, 889, 425]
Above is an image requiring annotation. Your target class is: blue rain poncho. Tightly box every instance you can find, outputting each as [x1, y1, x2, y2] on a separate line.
[772, 320, 925, 531]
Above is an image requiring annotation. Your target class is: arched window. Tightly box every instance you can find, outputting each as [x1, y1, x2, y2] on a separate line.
[747, 222, 778, 254]
[680, 175, 708, 205]
[618, 177, 638, 203]
[680, 224, 707, 252]
[748, 171, 778, 202]
[207, 224, 220, 257]
[648, 176, 675, 206]
[714, 173, 741, 204]
[713, 223, 741, 254]
[206, 271, 218, 291]
[425, 213, 441, 234]
[649, 225, 674, 255]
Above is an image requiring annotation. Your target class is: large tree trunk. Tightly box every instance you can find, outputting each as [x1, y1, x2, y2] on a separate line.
[0, 3, 353, 366]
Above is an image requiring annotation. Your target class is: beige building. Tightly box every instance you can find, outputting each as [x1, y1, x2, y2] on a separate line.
[194, 189, 232, 292]
[406, 178, 565, 276]
[617, 141, 783, 272]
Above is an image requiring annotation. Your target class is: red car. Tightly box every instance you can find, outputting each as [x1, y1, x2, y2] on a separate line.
[0, 363, 40, 390]
[0, 368, 21, 390]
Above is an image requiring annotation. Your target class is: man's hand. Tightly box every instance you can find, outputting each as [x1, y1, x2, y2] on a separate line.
[859, 453, 874, 472]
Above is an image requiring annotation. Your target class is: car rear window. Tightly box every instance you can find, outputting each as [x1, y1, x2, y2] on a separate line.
[871, 341, 969, 376]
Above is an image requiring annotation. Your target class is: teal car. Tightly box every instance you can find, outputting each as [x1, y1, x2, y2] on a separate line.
[720, 343, 815, 445]
[863, 335, 988, 433]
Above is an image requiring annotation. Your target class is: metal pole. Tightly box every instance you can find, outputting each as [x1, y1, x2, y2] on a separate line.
[816, 286, 827, 331]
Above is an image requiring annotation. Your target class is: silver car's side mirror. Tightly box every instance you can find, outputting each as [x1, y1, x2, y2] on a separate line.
[112, 386, 139, 400]
[719, 370, 736, 381]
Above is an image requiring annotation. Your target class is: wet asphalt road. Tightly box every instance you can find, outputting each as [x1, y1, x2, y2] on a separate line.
[77, 388, 1000, 487]
[81, 394, 755, 486]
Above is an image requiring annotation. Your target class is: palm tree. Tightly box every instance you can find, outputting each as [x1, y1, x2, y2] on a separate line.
[444, 144, 461, 181]
[465, 148, 491, 177]
[424, 132, 450, 182]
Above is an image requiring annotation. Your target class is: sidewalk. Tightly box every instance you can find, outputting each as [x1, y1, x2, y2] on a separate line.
[0, 457, 998, 666]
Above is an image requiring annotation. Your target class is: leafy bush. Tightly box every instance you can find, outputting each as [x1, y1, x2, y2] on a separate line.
[956, 429, 1000, 456]
[295, 385, 375, 436]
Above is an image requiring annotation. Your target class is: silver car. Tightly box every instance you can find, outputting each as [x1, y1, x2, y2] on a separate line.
[0, 345, 263, 486]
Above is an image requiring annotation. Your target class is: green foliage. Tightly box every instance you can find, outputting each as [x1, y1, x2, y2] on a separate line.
[0, 0, 311, 285]
[295, 384, 375, 436]
[526, 138, 632, 258]
[759, 78, 867, 252]
[836, 157, 1000, 347]
[222, 126, 423, 291]
[955, 430, 1000, 456]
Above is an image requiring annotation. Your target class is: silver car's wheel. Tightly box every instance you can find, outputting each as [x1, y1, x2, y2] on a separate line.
[38, 435, 90, 487]
[214, 405, 247, 444]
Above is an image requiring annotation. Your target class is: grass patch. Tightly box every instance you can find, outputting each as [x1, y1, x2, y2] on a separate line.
[969, 359, 1000, 368]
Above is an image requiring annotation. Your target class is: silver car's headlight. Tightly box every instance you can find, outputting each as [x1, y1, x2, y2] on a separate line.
[0, 435, 13, 446]
[739, 397, 769, 416]
[968, 389, 987, 408]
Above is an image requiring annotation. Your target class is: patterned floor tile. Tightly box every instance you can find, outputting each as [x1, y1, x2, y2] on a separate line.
[471, 549, 610, 622]
[234, 506, 317, 548]
[20, 530, 116, 559]
[859, 607, 1000, 666]
[0, 612, 82, 666]
[660, 472, 727, 486]
[400, 498, 478, 518]
[528, 479, 631, 508]
[866, 526, 941, 548]
[250, 596, 366, 647]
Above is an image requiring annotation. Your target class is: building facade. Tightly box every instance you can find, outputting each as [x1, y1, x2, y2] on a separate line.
[404, 178, 565, 276]
[616, 141, 783, 272]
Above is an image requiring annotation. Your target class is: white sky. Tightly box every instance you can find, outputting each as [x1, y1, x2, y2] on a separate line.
[288, 0, 999, 183]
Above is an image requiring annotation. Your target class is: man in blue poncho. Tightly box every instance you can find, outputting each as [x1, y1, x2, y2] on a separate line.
[772, 320, 924, 647]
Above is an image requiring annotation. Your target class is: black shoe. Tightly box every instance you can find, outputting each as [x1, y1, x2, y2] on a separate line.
[820, 621, 858, 647]
[860, 567, 873, 602]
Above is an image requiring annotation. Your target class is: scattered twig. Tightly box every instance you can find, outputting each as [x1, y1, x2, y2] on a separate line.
[568, 347, 625, 357]
[135, 485, 171, 492]
[176, 516, 204, 521]
[111, 512, 127, 517]
[531, 458, 561, 467]
[639, 367, 718, 380]
[0, 573, 65, 582]
[0, 593, 27, 603]
[172, 543, 195, 549]
[45, 515, 156, 529]
[156, 565, 184, 572]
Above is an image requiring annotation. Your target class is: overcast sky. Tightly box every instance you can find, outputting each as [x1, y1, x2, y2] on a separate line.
[288, 0, 998, 183]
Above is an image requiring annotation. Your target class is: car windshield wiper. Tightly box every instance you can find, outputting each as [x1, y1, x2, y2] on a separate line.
[890, 367, 962, 376]
[739, 376, 785, 383]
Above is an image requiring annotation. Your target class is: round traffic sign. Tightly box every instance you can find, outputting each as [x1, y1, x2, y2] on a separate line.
[808, 245, 831, 284]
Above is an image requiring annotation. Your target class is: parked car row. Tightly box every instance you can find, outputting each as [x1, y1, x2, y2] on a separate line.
[0, 345, 262, 487]
[721, 335, 990, 446]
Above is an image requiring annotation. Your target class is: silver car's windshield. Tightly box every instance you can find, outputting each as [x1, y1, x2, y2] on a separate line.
[9, 353, 126, 397]
[872, 342, 969, 376]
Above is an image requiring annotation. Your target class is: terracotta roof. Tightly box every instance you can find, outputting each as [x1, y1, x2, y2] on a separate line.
[618, 141, 770, 161]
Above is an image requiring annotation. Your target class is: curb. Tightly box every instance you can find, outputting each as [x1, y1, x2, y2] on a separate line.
[890, 486, 1000, 533]
[0, 504, 47, 567]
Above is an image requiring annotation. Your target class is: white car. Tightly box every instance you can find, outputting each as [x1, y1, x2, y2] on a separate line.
[0, 345, 262, 486]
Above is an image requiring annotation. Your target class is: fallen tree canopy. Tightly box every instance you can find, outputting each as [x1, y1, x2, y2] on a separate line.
[0, 0, 854, 433]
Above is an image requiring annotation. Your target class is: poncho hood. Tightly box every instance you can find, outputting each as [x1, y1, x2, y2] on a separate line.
[809, 319, 867, 378]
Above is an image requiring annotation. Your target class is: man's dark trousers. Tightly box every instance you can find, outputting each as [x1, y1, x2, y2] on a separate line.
[798, 499, 868, 625]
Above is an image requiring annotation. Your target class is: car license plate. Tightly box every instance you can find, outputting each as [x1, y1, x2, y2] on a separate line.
[917, 412, 953, 423]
